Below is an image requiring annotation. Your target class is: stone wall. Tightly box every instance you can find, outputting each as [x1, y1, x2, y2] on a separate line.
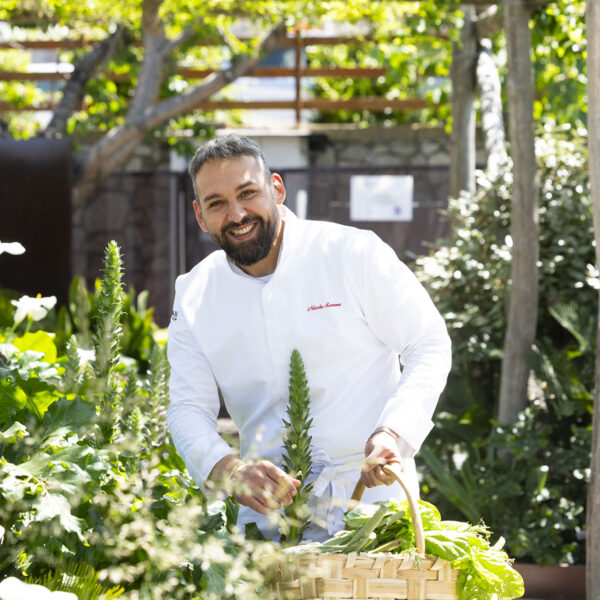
[307, 125, 458, 168]
[71, 143, 176, 326]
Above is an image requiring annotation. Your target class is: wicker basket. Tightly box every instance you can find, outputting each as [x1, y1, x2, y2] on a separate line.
[270, 464, 459, 600]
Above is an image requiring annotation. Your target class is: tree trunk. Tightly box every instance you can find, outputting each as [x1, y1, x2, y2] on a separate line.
[586, 1, 600, 597]
[450, 5, 478, 198]
[476, 38, 507, 179]
[497, 0, 539, 424]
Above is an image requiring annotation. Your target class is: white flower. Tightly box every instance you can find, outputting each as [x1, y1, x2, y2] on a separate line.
[11, 294, 57, 324]
[0, 241, 26, 255]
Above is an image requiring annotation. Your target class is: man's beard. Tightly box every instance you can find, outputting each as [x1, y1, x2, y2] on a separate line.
[213, 207, 279, 267]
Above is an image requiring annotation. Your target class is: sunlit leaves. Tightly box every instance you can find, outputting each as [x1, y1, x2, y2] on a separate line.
[531, 0, 586, 128]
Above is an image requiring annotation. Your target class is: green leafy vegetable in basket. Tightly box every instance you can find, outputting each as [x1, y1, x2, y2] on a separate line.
[285, 499, 524, 600]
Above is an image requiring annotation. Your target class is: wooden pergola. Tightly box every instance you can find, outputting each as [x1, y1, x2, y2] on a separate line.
[0, 33, 433, 120]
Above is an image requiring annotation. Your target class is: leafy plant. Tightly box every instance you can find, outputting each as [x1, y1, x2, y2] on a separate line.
[30, 562, 124, 600]
[0, 241, 285, 599]
[416, 131, 594, 419]
[414, 131, 593, 565]
[287, 499, 524, 600]
[421, 304, 595, 564]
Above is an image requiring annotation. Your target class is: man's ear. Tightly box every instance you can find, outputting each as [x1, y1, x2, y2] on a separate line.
[193, 200, 208, 232]
[271, 173, 286, 205]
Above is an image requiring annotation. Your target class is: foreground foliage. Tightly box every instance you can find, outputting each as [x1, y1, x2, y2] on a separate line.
[0, 242, 282, 599]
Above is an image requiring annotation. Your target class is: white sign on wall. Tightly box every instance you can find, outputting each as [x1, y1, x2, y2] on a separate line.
[350, 175, 414, 222]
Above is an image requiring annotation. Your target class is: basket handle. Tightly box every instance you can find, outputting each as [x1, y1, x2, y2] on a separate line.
[349, 462, 426, 555]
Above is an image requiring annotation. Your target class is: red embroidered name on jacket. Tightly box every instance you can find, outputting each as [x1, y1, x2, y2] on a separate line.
[307, 302, 342, 312]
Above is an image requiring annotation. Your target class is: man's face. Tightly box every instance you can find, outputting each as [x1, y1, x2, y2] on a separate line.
[193, 155, 285, 268]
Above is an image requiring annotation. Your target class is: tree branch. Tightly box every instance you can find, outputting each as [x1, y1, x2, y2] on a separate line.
[74, 23, 287, 200]
[128, 0, 169, 121]
[144, 24, 287, 128]
[165, 23, 205, 55]
[42, 26, 127, 138]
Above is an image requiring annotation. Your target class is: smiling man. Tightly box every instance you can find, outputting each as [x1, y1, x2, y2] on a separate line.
[166, 134, 452, 540]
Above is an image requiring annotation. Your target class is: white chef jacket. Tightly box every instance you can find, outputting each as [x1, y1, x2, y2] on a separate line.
[167, 207, 451, 539]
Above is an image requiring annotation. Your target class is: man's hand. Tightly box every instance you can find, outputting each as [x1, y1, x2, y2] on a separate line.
[209, 455, 301, 515]
[361, 430, 403, 488]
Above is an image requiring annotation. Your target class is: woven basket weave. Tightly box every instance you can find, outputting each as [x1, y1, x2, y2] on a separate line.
[270, 464, 459, 600]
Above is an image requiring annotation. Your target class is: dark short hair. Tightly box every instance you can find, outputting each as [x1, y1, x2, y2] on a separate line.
[188, 134, 271, 201]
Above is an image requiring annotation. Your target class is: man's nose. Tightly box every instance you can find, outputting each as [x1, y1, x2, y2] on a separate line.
[227, 199, 248, 223]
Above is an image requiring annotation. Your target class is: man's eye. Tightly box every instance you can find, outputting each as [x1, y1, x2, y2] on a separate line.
[240, 189, 255, 198]
[207, 200, 224, 209]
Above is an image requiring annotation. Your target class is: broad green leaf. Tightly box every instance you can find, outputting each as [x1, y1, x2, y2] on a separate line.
[470, 549, 525, 599]
[13, 331, 57, 363]
[0, 420, 28, 443]
[26, 444, 107, 482]
[0, 379, 28, 414]
[32, 492, 87, 541]
[0, 460, 37, 502]
[15, 379, 64, 421]
[41, 397, 95, 439]
[425, 530, 471, 561]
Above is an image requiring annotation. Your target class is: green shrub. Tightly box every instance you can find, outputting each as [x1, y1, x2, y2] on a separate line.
[0, 242, 283, 599]
[416, 130, 594, 565]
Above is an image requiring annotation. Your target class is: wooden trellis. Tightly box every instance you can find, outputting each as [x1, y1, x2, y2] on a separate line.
[0, 32, 437, 121]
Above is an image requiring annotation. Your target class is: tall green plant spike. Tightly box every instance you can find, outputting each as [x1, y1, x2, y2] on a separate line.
[143, 343, 170, 449]
[93, 241, 124, 380]
[280, 349, 314, 545]
[91, 241, 125, 445]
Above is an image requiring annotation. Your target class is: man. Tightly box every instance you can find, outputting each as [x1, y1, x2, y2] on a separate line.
[167, 134, 451, 540]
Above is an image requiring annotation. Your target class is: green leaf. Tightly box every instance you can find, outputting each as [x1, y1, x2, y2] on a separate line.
[0, 420, 28, 443]
[425, 530, 472, 561]
[13, 331, 57, 363]
[469, 549, 525, 599]
[0, 379, 28, 416]
[42, 396, 95, 437]
[32, 492, 87, 541]
[15, 379, 64, 422]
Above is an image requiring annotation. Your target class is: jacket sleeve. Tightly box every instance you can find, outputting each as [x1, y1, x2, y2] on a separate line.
[359, 232, 452, 453]
[166, 286, 234, 491]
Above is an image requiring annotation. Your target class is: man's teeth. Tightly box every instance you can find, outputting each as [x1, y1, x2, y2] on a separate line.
[231, 223, 254, 236]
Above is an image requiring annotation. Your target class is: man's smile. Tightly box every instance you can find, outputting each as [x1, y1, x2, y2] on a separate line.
[227, 220, 259, 240]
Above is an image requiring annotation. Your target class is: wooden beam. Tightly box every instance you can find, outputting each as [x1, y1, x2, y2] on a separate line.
[0, 71, 70, 81]
[0, 101, 58, 111]
[178, 66, 388, 79]
[0, 35, 379, 52]
[191, 98, 433, 111]
[0, 97, 435, 113]
[0, 66, 388, 82]
[0, 39, 92, 50]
